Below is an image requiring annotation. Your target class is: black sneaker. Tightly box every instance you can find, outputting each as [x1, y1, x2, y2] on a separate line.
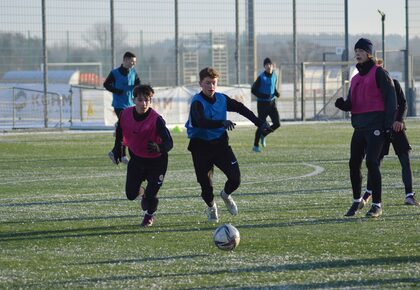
[344, 201, 363, 216]
[141, 213, 154, 227]
[366, 204, 382, 218]
[404, 194, 419, 206]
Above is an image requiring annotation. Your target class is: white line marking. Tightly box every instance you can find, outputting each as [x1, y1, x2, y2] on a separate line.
[0, 163, 325, 202]
[241, 162, 324, 185]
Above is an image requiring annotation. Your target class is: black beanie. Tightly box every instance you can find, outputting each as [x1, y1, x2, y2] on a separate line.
[263, 57, 272, 66]
[354, 38, 373, 55]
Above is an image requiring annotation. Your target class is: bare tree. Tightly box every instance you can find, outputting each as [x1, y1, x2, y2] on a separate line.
[82, 22, 127, 51]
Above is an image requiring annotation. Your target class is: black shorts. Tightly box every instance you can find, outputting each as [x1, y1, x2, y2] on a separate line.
[125, 153, 168, 200]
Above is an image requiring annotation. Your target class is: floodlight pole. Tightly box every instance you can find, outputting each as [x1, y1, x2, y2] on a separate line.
[235, 0, 240, 85]
[41, 0, 48, 128]
[405, 0, 415, 116]
[110, 0, 115, 69]
[378, 10, 385, 67]
[175, 0, 179, 86]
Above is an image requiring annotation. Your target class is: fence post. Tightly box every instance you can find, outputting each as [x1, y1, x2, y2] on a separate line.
[69, 86, 73, 126]
[313, 89, 317, 118]
[80, 87, 83, 122]
[300, 62, 305, 121]
[42, 0, 48, 128]
[12, 87, 16, 128]
[59, 94, 63, 128]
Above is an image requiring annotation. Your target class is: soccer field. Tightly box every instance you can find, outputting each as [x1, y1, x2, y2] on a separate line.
[0, 121, 419, 289]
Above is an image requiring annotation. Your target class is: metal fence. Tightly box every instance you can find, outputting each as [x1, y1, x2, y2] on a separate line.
[0, 87, 65, 128]
[0, 0, 419, 128]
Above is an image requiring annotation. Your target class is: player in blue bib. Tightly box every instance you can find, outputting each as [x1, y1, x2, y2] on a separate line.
[185, 67, 271, 223]
[104, 51, 141, 164]
[251, 57, 281, 152]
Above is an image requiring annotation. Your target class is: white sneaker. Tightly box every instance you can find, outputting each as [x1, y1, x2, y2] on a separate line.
[108, 151, 118, 164]
[220, 190, 238, 215]
[121, 156, 129, 164]
[207, 203, 219, 223]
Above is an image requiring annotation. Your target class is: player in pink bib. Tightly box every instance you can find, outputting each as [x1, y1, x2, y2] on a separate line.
[108, 84, 173, 227]
[335, 38, 397, 218]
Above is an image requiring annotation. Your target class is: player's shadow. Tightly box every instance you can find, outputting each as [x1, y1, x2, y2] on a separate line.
[274, 277, 419, 290]
[0, 224, 142, 242]
[0, 220, 219, 242]
[0, 197, 124, 208]
[43, 256, 419, 288]
[1, 213, 138, 224]
[189, 277, 419, 289]
[2, 209, 418, 242]
[73, 254, 208, 266]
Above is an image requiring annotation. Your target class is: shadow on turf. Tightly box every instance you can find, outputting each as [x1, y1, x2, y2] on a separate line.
[73, 254, 207, 266]
[1, 213, 139, 224]
[2, 211, 418, 242]
[189, 277, 420, 289]
[0, 197, 125, 208]
[40, 256, 419, 288]
[0, 187, 351, 209]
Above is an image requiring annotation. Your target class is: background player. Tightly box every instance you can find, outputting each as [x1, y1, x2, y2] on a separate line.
[251, 57, 281, 152]
[104, 51, 141, 164]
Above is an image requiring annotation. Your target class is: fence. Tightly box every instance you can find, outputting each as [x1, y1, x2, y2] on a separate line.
[0, 1, 419, 129]
[0, 87, 64, 129]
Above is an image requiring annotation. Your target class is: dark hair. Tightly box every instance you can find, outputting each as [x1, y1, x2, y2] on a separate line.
[199, 67, 220, 81]
[133, 84, 154, 100]
[123, 51, 136, 59]
[263, 57, 272, 66]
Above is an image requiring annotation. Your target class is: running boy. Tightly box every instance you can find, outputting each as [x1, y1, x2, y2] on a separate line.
[251, 57, 281, 152]
[104, 51, 141, 164]
[185, 67, 271, 222]
[109, 84, 173, 227]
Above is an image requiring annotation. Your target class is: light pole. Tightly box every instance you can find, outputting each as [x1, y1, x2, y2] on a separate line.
[378, 9, 385, 67]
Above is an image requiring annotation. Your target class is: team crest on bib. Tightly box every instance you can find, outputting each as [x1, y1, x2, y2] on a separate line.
[374, 130, 380, 136]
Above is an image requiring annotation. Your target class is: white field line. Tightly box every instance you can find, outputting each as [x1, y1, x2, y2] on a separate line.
[0, 171, 126, 185]
[0, 161, 328, 186]
[241, 162, 324, 186]
[0, 162, 325, 202]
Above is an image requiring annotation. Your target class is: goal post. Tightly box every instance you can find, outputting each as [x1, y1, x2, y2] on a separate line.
[300, 61, 354, 121]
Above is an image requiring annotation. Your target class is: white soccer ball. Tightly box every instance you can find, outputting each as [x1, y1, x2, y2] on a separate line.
[213, 223, 240, 251]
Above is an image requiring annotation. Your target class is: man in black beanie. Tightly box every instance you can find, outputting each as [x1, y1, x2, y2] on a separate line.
[335, 38, 397, 218]
[354, 38, 373, 55]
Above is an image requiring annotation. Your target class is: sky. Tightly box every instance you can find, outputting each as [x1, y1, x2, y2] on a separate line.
[348, 0, 406, 36]
[0, 0, 409, 39]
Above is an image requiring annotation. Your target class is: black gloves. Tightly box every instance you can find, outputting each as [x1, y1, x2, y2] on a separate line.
[222, 120, 236, 131]
[335, 97, 351, 111]
[147, 141, 161, 153]
[259, 121, 273, 134]
[335, 97, 345, 108]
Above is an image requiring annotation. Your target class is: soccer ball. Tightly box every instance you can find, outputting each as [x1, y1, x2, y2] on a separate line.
[213, 223, 240, 251]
